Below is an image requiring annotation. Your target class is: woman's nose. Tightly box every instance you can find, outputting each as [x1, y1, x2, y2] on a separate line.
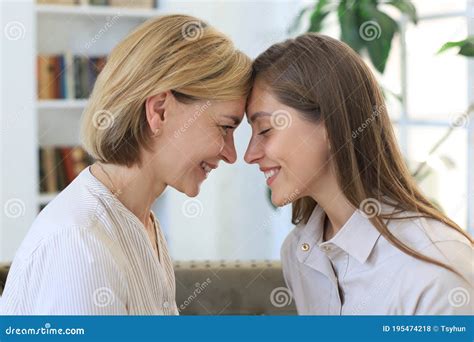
[244, 138, 262, 164]
[220, 136, 237, 164]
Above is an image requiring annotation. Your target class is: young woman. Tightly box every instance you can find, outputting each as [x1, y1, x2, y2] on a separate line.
[1, 15, 252, 315]
[244, 33, 473, 315]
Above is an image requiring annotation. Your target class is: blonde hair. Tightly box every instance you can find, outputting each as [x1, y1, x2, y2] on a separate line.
[81, 14, 252, 166]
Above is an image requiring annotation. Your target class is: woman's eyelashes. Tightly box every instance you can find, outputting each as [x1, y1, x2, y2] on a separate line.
[258, 128, 272, 136]
[219, 125, 235, 136]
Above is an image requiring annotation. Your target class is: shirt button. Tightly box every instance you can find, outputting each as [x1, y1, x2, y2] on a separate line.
[301, 243, 310, 251]
[163, 301, 169, 308]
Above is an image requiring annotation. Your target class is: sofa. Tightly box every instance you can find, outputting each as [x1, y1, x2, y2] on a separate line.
[0, 260, 296, 315]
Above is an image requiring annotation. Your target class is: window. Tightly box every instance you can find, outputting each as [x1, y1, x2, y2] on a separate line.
[396, 0, 472, 231]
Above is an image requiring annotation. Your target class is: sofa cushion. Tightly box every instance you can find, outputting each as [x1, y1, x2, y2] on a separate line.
[175, 260, 296, 315]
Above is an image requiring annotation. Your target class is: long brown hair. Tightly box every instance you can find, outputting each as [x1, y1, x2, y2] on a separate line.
[253, 33, 472, 275]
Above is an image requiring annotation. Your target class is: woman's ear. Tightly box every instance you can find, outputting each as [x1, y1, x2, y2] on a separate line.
[145, 91, 169, 136]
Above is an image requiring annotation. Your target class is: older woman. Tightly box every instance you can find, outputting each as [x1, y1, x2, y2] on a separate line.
[1, 14, 252, 315]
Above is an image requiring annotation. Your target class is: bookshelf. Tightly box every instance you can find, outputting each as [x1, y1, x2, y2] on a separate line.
[35, 1, 166, 210]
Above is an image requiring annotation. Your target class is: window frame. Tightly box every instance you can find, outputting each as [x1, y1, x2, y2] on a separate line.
[395, 6, 473, 233]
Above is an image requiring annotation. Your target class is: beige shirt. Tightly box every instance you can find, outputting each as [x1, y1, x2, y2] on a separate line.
[1, 167, 178, 315]
[281, 205, 473, 315]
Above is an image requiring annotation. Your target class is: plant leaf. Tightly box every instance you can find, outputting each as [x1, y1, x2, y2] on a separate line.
[438, 36, 474, 57]
[459, 42, 474, 57]
[308, 0, 331, 32]
[359, 3, 398, 73]
[438, 40, 464, 54]
[386, 0, 418, 24]
[338, 0, 365, 53]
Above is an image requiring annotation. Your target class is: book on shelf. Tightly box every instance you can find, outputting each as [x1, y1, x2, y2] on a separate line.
[37, 53, 107, 100]
[37, 0, 157, 8]
[107, 0, 155, 8]
[39, 146, 94, 194]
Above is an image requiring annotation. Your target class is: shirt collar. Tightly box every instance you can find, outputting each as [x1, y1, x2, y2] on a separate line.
[299, 205, 382, 265]
[322, 208, 381, 264]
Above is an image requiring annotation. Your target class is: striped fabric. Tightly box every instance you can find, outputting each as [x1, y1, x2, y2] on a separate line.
[0, 167, 178, 315]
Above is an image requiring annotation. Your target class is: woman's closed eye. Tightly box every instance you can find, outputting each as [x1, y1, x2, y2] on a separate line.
[258, 128, 271, 136]
[220, 125, 235, 136]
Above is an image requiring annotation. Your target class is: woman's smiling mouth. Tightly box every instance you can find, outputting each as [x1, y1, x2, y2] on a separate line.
[200, 161, 217, 178]
[262, 166, 281, 186]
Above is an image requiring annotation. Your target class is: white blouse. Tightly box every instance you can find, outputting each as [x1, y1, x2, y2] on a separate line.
[0, 167, 178, 315]
[281, 205, 473, 315]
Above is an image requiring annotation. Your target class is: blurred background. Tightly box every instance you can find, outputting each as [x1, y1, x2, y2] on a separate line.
[0, 0, 473, 265]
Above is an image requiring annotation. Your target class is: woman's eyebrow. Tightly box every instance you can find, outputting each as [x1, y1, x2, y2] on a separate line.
[248, 111, 271, 123]
[222, 115, 242, 126]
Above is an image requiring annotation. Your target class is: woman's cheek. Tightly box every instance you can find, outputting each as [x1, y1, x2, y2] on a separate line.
[213, 134, 225, 155]
[267, 133, 291, 164]
[263, 138, 279, 162]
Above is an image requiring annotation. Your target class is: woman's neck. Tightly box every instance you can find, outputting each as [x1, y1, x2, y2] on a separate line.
[309, 170, 355, 241]
[91, 161, 166, 227]
[321, 195, 355, 241]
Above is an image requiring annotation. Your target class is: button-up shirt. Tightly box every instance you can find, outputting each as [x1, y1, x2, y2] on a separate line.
[1, 167, 178, 315]
[281, 205, 473, 315]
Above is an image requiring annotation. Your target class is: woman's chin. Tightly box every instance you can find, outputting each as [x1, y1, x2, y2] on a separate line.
[271, 186, 301, 207]
[270, 194, 286, 207]
[169, 171, 205, 197]
[183, 182, 201, 197]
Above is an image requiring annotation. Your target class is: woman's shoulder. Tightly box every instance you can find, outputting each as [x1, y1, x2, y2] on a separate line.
[34, 165, 120, 234]
[3, 215, 129, 315]
[380, 214, 473, 284]
[16, 212, 109, 265]
[372, 215, 472, 314]
[385, 214, 472, 258]
[14, 175, 115, 264]
[36, 168, 101, 228]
